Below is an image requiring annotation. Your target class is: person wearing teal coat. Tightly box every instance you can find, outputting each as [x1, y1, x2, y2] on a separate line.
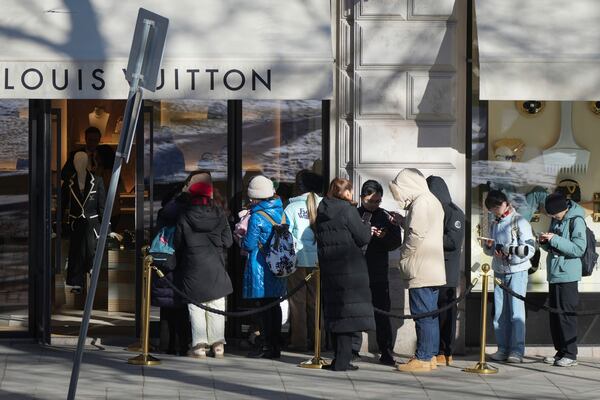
[242, 175, 287, 359]
[540, 193, 586, 367]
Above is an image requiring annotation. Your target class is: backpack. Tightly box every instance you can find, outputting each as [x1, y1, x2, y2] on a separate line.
[568, 216, 599, 277]
[257, 211, 297, 277]
[149, 226, 176, 270]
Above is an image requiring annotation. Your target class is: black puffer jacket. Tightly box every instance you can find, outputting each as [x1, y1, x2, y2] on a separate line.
[315, 197, 375, 333]
[426, 176, 465, 288]
[174, 205, 233, 304]
[358, 206, 403, 285]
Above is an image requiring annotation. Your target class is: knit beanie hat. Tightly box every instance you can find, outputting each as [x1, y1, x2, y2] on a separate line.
[545, 192, 568, 215]
[188, 181, 213, 205]
[247, 175, 275, 199]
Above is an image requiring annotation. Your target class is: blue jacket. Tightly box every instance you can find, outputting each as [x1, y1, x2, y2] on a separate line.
[542, 200, 586, 284]
[284, 193, 322, 268]
[483, 209, 535, 274]
[242, 198, 287, 299]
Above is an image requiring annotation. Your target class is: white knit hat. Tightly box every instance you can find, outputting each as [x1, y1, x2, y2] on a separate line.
[247, 175, 275, 199]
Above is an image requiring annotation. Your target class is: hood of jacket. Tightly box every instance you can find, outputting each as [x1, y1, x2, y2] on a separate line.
[563, 200, 586, 221]
[182, 206, 223, 233]
[426, 175, 452, 205]
[250, 197, 284, 218]
[389, 169, 430, 210]
[317, 197, 352, 221]
[288, 193, 322, 204]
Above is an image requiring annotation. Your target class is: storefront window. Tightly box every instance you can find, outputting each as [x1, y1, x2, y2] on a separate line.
[471, 13, 600, 293]
[242, 100, 323, 203]
[151, 100, 228, 220]
[0, 99, 29, 331]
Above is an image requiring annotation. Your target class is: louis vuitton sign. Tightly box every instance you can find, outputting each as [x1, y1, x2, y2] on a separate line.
[0, 61, 332, 100]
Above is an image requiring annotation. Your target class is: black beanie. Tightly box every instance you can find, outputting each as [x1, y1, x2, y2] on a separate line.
[545, 192, 568, 215]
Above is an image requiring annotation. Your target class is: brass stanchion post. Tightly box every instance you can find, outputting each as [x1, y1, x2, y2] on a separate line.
[464, 263, 497, 374]
[128, 253, 161, 366]
[126, 246, 150, 353]
[299, 264, 330, 368]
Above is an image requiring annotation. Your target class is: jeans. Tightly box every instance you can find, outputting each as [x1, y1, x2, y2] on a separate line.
[409, 287, 440, 361]
[493, 271, 527, 357]
[188, 297, 226, 347]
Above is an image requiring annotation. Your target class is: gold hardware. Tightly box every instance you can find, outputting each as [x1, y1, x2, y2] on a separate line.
[128, 254, 161, 366]
[516, 100, 545, 116]
[299, 264, 330, 369]
[589, 101, 600, 116]
[464, 264, 498, 374]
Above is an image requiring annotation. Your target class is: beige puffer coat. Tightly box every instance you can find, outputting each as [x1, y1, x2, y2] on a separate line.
[389, 169, 446, 288]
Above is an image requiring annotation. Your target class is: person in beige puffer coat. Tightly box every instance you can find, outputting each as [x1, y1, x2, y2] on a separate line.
[389, 168, 446, 372]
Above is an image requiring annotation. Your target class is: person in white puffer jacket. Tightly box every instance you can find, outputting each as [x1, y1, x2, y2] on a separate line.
[483, 190, 535, 364]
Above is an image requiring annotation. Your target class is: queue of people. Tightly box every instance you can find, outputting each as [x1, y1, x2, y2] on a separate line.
[149, 165, 585, 371]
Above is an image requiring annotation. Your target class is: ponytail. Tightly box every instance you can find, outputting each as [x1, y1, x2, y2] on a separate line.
[307, 192, 318, 242]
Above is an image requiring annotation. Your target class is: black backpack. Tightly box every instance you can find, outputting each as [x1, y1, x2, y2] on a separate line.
[569, 216, 599, 277]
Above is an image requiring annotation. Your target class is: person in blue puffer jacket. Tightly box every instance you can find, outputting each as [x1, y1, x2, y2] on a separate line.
[242, 175, 287, 359]
[483, 190, 535, 364]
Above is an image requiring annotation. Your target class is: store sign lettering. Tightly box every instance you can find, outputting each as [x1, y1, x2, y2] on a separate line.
[1, 66, 271, 94]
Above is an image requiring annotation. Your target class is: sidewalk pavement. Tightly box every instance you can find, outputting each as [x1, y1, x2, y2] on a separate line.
[1, 341, 600, 399]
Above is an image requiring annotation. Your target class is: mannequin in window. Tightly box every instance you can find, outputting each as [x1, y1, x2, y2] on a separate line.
[62, 151, 106, 294]
[61, 126, 102, 182]
[89, 106, 110, 137]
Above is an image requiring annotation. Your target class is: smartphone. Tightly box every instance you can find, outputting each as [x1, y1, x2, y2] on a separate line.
[362, 211, 373, 224]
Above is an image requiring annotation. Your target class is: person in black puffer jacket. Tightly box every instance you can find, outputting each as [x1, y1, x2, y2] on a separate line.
[151, 170, 212, 355]
[315, 178, 375, 371]
[426, 175, 465, 366]
[175, 180, 233, 359]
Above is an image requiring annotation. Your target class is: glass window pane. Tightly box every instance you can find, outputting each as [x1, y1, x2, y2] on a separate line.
[242, 100, 323, 204]
[0, 100, 29, 332]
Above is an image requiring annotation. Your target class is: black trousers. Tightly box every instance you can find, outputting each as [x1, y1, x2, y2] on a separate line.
[437, 287, 457, 356]
[549, 282, 579, 360]
[332, 332, 354, 371]
[159, 306, 190, 355]
[257, 298, 282, 350]
[351, 281, 393, 357]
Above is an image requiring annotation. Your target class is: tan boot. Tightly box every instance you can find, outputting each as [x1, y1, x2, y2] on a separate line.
[430, 356, 437, 369]
[211, 343, 225, 359]
[187, 344, 207, 359]
[396, 358, 432, 372]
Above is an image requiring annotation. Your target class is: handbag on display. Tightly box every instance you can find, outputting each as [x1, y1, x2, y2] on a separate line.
[556, 179, 581, 203]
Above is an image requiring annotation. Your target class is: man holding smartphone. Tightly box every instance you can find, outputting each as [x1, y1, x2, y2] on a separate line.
[354, 180, 403, 365]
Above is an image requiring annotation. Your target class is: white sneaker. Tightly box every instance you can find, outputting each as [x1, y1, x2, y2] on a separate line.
[489, 351, 507, 361]
[555, 357, 577, 367]
[543, 355, 560, 365]
[506, 353, 523, 363]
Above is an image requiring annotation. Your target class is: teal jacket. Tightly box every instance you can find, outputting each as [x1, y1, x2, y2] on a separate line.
[542, 200, 586, 284]
[283, 193, 322, 267]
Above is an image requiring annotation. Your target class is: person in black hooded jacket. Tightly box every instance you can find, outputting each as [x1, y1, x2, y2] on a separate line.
[174, 179, 233, 359]
[426, 175, 465, 366]
[315, 178, 375, 371]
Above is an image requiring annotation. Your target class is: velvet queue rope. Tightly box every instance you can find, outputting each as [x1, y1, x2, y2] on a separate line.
[494, 278, 600, 316]
[373, 279, 478, 320]
[152, 266, 314, 318]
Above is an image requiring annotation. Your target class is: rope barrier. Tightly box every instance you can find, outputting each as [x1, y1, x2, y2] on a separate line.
[153, 267, 314, 318]
[373, 279, 478, 320]
[494, 278, 600, 316]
